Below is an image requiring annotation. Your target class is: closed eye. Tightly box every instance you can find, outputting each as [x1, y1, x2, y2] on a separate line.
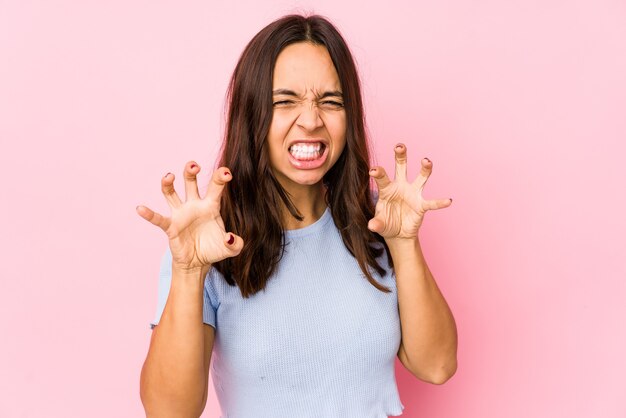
[272, 99, 344, 109]
[273, 100, 296, 106]
[319, 100, 344, 110]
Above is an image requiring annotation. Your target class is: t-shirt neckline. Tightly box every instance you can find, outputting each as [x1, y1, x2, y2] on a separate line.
[283, 207, 332, 238]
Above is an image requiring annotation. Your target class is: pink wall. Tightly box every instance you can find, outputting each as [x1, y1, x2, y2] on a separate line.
[1, 1, 625, 417]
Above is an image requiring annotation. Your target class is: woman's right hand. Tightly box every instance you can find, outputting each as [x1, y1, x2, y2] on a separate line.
[136, 161, 243, 271]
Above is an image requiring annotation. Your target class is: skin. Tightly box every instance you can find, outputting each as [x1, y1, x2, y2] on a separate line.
[370, 145, 458, 383]
[137, 164, 240, 418]
[267, 42, 346, 228]
[136, 41, 457, 417]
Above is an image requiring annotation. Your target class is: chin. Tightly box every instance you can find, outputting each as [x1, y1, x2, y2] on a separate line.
[287, 172, 326, 187]
[293, 176, 323, 186]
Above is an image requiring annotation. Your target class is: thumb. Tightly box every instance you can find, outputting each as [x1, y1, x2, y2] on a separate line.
[367, 217, 385, 235]
[224, 232, 244, 256]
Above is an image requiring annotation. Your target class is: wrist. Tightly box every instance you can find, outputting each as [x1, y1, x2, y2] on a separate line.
[172, 264, 211, 279]
[385, 236, 424, 261]
[385, 235, 420, 249]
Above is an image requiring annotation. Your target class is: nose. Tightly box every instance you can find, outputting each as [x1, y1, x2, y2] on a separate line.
[296, 103, 324, 132]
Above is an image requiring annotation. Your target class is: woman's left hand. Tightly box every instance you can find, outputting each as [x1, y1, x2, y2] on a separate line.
[368, 143, 452, 240]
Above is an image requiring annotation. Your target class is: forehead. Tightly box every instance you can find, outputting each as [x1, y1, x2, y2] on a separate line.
[272, 42, 341, 93]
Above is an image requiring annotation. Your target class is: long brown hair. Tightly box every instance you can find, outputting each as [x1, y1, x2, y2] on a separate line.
[214, 14, 393, 297]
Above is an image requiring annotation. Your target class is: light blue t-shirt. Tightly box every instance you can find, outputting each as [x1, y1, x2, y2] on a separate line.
[152, 207, 405, 417]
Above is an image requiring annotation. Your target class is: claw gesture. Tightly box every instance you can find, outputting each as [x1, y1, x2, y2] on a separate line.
[136, 162, 243, 271]
[368, 144, 452, 240]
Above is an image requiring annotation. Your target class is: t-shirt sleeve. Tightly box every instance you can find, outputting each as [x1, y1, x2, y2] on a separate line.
[371, 188, 379, 205]
[149, 248, 217, 330]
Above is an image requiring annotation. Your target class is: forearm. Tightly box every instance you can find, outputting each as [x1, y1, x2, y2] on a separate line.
[140, 265, 211, 417]
[388, 237, 458, 383]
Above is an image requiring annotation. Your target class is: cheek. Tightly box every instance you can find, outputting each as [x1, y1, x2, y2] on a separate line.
[267, 116, 289, 153]
[321, 112, 346, 136]
[329, 115, 347, 146]
[269, 113, 296, 140]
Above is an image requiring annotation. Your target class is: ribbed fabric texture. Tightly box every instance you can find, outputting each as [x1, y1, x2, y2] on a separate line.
[152, 207, 405, 417]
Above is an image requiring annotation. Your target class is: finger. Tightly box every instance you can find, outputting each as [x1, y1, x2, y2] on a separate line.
[413, 157, 433, 189]
[369, 166, 391, 190]
[394, 143, 407, 182]
[184, 161, 201, 201]
[136, 205, 172, 232]
[205, 167, 232, 202]
[422, 197, 453, 211]
[367, 217, 385, 234]
[224, 232, 244, 257]
[161, 172, 183, 208]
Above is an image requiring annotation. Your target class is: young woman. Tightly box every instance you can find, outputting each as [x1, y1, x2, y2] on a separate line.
[137, 14, 457, 418]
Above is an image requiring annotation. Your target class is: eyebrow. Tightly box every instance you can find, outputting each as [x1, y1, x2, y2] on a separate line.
[272, 89, 343, 99]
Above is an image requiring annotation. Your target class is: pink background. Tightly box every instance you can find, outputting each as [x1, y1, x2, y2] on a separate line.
[1, 1, 625, 417]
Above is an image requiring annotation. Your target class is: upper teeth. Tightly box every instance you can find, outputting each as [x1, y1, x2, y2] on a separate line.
[290, 143, 322, 153]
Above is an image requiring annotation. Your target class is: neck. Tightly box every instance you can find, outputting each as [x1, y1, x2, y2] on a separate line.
[281, 183, 327, 230]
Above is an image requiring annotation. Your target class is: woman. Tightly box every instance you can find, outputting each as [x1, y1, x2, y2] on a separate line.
[137, 14, 457, 418]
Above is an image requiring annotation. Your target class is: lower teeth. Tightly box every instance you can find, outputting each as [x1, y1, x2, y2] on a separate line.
[292, 152, 319, 161]
[290, 146, 324, 161]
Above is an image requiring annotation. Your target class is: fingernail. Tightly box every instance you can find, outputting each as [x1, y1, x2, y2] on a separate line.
[449, 198, 453, 203]
[425, 157, 431, 163]
[395, 143, 403, 149]
[164, 172, 171, 178]
[227, 234, 235, 245]
[369, 168, 376, 173]
[190, 164, 196, 169]
[224, 171, 230, 176]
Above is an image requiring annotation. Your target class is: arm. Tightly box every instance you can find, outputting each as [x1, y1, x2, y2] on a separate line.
[369, 144, 457, 384]
[388, 237, 457, 384]
[137, 162, 243, 417]
[140, 266, 213, 418]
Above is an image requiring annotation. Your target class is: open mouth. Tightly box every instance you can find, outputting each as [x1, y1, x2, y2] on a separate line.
[287, 141, 329, 169]
[288, 142, 326, 161]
